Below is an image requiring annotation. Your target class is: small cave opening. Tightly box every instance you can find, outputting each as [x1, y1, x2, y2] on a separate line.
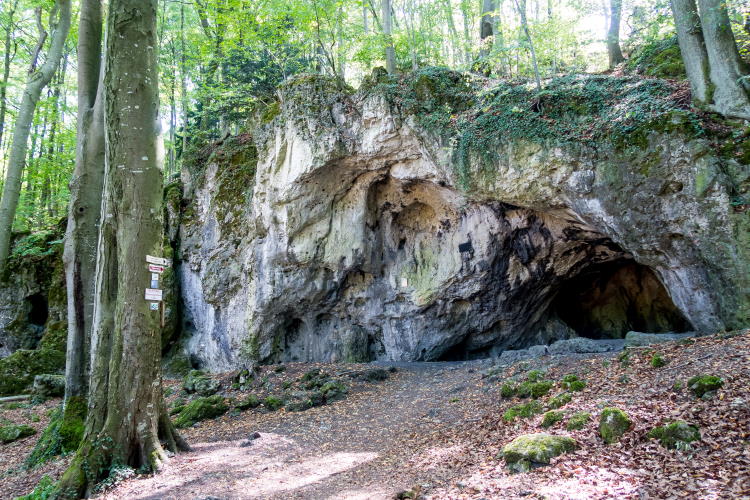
[552, 260, 692, 339]
[26, 293, 49, 329]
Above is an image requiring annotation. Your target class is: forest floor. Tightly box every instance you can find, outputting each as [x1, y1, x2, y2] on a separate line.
[1, 330, 749, 499]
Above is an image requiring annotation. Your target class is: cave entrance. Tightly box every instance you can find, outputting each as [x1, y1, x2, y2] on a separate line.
[27, 293, 49, 327]
[552, 260, 691, 339]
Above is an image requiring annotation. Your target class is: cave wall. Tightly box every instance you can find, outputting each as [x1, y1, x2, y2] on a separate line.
[176, 74, 749, 370]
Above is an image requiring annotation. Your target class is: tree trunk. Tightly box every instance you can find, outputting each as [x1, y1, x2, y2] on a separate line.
[480, 0, 496, 59]
[57, 0, 188, 495]
[0, 0, 19, 150]
[607, 0, 625, 68]
[0, 0, 71, 272]
[383, 0, 396, 73]
[670, 0, 711, 102]
[514, 0, 541, 91]
[63, 0, 104, 404]
[697, 0, 750, 118]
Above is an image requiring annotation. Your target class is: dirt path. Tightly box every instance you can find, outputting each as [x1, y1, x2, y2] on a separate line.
[104, 361, 498, 500]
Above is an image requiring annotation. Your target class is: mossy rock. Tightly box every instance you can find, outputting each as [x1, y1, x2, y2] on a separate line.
[320, 381, 348, 402]
[173, 395, 228, 428]
[503, 400, 543, 422]
[502, 433, 577, 473]
[263, 396, 284, 411]
[648, 420, 700, 449]
[32, 374, 66, 400]
[547, 392, 572, 409]
[561, 374, 586, 392]
[183, 370, 220, 396]
[526, 370, 545, 382]
[531, 381, 553, 398]
[599, 407, 632, 444]
[541, 410, 564, 429]
[687, 375, 723, 399]
[0, 423, 36, 443]
[235, 394, 261, 410]
[566, 411, 591, 431]
[26, 396, 86, 467]
[0, 347, 65, 396]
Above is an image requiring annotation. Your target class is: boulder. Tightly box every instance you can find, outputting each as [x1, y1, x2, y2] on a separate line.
[548, 338, 616, 354]
[173, 395, 228, 428]
[624, 331, 696, 346]
[183, 370, 220, 396]
[32, 374, 65, 399]
[599, 407, 632, 444]
[648, 420, 700, 449]
[502, 433, 577, 473]
[0, 423, 36, 443]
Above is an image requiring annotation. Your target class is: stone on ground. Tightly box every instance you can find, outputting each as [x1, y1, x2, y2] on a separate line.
[599, 407, 632, 444]
[502, 433, 577, 473]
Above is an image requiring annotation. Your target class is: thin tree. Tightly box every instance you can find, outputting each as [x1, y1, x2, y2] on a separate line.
[0, 0, 71, 271]
[57, 0, 188, 495]
[606, 0, 625, 69]
[0, 0, 19, 149]
[513, 0, 541, 91]
[383, 0, 396, 73]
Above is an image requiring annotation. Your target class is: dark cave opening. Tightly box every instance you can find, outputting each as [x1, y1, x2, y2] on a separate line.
[552, 260, 692, 339]
[27, 293, 49, 328]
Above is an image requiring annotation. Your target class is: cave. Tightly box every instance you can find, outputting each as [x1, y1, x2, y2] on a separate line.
[552, 260, 692, 339]
[26, 293, 49, 328]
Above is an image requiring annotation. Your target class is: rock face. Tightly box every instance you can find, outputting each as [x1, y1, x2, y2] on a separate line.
[176, 70, 749, 370]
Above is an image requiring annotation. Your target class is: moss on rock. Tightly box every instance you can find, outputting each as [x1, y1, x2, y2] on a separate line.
[0, 423, 36, 443]
[687, 375, 723, 399]
[566, 411, 591, 431]
[547, 392, 573, 409]
[648, 420, 700, 449]
[235, 394, 261, 410]
[183, 370, 220, 396]
[262, 396, 284, 411]
[561, 374, 586, 392]
[173, 395, 228, 428]
[502, 433, 577, 473]
[599, 407, 632, 444]
[503, 401, 543, 422]
[541, 410, 564, 429]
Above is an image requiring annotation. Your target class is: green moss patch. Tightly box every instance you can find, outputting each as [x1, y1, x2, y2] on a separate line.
[547, 392, 573, 409]
[566, 411, 592, 431]
[687, 375, 723, 399]
[650, 353, 668, 367]
[541, 410, 564, 429]
[173, 396, 228, 428]
[599, 407, 632, 444]
[0, 422, 36, 443]
[502, 433, 577, 473]
[263, 396, 284, 411]
[235, 394, 261, 410]
[561, 374, 586, 392]
[183, 370, 220, 396]
[503, 401, 543, 422]
[648, 420, 700, 449]
[26, 396, 86, 467]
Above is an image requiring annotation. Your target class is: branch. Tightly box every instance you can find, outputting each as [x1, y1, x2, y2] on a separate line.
[28, 7, 48, 74]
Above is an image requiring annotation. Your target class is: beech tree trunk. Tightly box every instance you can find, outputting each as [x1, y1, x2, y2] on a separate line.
[606, 0, 625, 68]
[671, 0, 711, 103]
[383, 0, 396, 73]
[696, 0, 750, 118]
[0, 0, 71, 272]
[0, 0, 19, 149]
[63, 0, 104, 402]
[514, 0, 541, 91]
[57, 0, 187, 495]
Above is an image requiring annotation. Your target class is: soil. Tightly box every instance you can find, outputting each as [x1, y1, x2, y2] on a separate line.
[2, 330, 749, 500]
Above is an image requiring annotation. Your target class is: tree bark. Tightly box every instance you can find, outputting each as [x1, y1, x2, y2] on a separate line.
[606, 0, 625, 68]
[57, 0, 188, 495]
[63, 0, 104, 403]
[0, 0, 71, 272]
[382, 0, 396, 73]
[696, 0, 750, 118]
[480, 0, 496, 59]
[0, 0, 19, 150]
[513, 0, 541, 91]
[670, 0, 711, 102]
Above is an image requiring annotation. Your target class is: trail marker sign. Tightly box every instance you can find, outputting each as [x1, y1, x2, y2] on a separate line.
[146, 255, 170, 266]
[145, 288, 163, 301]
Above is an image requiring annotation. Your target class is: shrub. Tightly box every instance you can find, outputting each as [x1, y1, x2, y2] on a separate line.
[561, 374, 586, 392]
[500, 383, 516, 398]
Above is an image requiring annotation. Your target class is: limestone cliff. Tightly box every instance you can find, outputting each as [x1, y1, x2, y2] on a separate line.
[176, 69, 749, 370]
